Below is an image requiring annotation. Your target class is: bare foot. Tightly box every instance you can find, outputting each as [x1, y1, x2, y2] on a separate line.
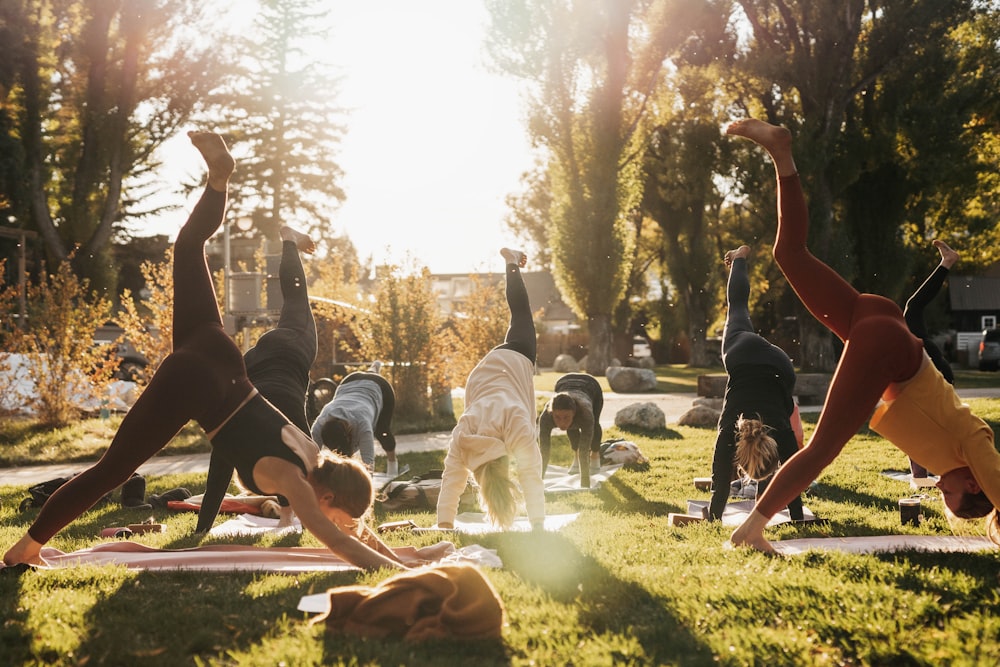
[724, 245, 751, 269]
[501, 247, 527, 268]
[725, 119, 796, 177]
[188, 131, 235, 192]
[728, 509, 779, 554]
[4, 534, 44, 567]
[279, 225, 316, 254]
[933, 239, 959, 269]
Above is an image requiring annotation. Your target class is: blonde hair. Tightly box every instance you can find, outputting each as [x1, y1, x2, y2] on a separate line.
[987, 509, 1000, 546]
[734, 415, 780, 481]
[474, 456, 522, 529]
[311, 449, 375, 520]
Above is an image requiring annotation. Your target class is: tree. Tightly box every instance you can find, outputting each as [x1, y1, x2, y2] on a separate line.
[487, 0, 734, 374]
[351, 265, 444, 422]
[1, 1, 224, 293]
[206, 0, 347, 252]
[728, 0, 998, 369]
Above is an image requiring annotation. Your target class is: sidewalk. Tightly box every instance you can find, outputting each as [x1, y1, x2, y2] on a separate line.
[3, 388, 997, 488]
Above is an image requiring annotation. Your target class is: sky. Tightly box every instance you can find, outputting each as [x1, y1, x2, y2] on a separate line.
[152, 1, 537, 275]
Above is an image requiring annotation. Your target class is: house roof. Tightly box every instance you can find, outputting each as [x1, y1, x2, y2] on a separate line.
[948, 275, 1000, 311]
[431, 270, 577, 322]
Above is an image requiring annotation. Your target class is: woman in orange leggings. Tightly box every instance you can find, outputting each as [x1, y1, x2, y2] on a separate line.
[725, 119, 1000, 552]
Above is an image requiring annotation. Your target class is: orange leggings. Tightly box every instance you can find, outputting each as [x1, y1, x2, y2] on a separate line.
[753, 175, 924, 517]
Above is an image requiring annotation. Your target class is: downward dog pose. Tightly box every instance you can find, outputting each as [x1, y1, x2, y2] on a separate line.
[725, 118, 1000, 552]
[3, 132, 403, 571]
[310, 364, 398, 476]
[708, 245, 804, 521]
[436, 248, 545, 530]
[902, 240, 960, 478]
[537, 372, 604, 476]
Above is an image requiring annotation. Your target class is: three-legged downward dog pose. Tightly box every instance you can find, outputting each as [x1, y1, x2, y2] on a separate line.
[725, 119, 1000, 552]
[537, 372, 604, 479]
[902, 240, 960, 478]
[436, 248, 545, 530]
[196, 226, 315, 530]
[708, 245, 804, 522]
[3, 132, 403, 571]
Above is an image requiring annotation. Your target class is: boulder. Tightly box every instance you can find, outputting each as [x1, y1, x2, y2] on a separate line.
[552, 354, 580, 373]
[677, 405, 721, 428]
[614, 402, 666, 431]
[692, 396, 723, 411]
[606, 366, 658, 393]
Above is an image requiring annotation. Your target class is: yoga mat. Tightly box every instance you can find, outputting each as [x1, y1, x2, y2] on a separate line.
[773, 535, 996, 556]
[210, 513, 302, 537]
[413, 512, 580, 535]
[881, 469, 939, 489]
[27, 541, 500, 573]
[543, 464, 623, 492]
[686, 499, 818, 527]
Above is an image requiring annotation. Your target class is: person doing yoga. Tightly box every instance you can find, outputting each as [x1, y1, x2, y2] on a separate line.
[3, 132, 403, 571]
[725, 118, 1000, 553]
[537, 372, 604, 478]
[436, 248, 545, 530]
[902, 240, 960, 478]
[708, 245, 804, 521]
[310, 364, 399, 476]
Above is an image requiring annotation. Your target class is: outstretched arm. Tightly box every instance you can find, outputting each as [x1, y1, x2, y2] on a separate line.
[196, 453, 234, 533]
[537, 409, 554, 472]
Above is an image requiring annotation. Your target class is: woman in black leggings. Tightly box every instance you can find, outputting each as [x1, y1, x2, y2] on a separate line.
[708, 245, 803, 521]
[4, 132, 403, 571]
[902, 240, 959, 478]
[436, 248, 545, 530]
[196, 225, 317, 532]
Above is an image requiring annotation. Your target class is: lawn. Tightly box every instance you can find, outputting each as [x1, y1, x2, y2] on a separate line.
[1, 387, 1000, 665]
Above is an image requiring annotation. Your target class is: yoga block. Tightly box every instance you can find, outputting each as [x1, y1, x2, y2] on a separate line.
[668, 513, 704, 527]
[693, 477, 712, 491]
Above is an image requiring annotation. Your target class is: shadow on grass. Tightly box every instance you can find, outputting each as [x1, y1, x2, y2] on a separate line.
[615, 425, 685, 440]
[478, 530, 716, 664]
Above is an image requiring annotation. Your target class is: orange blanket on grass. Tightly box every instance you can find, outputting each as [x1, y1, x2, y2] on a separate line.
[312, 564, 505, 641]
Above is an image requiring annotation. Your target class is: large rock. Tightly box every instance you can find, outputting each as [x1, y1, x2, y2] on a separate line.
[606, 366, 658, 393]
[552, 354, 580, 373]
[692, 396, 723, 411]
[614, 402, 666, 431]
[677, 405, 721, 428]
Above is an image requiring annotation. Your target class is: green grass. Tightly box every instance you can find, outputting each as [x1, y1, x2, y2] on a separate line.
[2, 398, 1000, 665]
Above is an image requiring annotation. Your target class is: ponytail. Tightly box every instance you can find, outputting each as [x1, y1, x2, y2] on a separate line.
[733, 415, 780, 481]
[474, 456, 521, 529]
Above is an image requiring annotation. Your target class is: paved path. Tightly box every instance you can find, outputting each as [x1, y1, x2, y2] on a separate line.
[3, 388, 997, 488]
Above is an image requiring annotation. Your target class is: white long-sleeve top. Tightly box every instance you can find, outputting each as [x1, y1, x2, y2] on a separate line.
[436, 348, 544, 526]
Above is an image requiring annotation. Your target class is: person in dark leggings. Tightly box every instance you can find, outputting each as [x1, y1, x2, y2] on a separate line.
[310, 364, 398, 475]
[708, 245, 804, 522]
[436, 248, 545, 530]
[902, 240, 960, 478]
[537, 373, 604, 480]
[3, 132, 403, 571]
[725, 118, 1000, 553]
[196, 226, 318, 533]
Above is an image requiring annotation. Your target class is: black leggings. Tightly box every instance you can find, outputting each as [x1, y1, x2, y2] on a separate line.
[904, 265, 953, 385]
[495, 262, 536, 363]
[29, 186, 252, 543]
[242, 239, 317, 433]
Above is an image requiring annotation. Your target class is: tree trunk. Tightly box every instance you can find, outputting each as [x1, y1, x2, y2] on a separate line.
[585, 314, 613, 376]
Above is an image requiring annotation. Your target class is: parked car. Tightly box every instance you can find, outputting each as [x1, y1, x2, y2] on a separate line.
[632, 336, 652, 358]
[93, 324, 149, 382]
[979, 328, 1000, 372]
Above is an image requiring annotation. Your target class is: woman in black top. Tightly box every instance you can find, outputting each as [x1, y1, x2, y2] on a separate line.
[537, 373, 604, 476]
[708, 245, 804, 521]
[3, 132, 402, 571]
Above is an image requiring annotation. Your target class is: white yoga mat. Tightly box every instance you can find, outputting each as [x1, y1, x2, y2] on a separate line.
[27, 541, 500, 573]
[543, 464, 623, 492]
[773, 535, 996, 556]
[881, 469, 940, 489]
[413, 512, 580, 535]
[686, 499, 818, 527]
[210, 513, 302, 537]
